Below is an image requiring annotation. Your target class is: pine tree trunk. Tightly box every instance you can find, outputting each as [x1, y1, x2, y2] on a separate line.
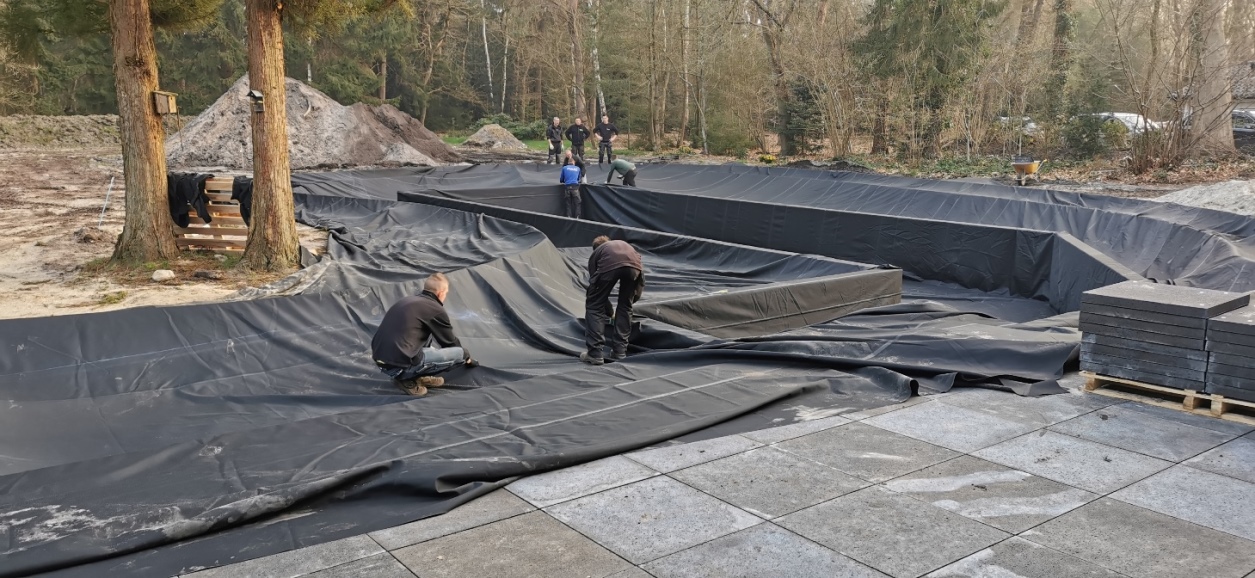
[378, 54, 387, 101]
[242, 0, 299, 272]
[480, 0, 494, 105]
[588, 0, 607, 117]
[1191, 0, 1234, 153]
[1044, 0, 1073, 121]
[108, 0, 179, 264]
[568, 0, 587, 119]
[679, 0, 691, 147]
[871, 95, 889, 155]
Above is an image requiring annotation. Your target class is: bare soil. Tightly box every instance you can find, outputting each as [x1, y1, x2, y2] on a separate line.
[0, 148, 326, 320]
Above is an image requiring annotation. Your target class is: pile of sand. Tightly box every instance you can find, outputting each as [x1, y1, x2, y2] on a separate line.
[1155, 180, 1255, 215]
[462, 124, 528, 150]
[0, 115, 121, 149]
[166, 76, 460, 170]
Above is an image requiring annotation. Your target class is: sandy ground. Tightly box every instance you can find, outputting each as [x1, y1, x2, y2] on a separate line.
[0, 148, 327, 320]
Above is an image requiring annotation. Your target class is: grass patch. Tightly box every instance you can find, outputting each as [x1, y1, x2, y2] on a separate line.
[96, 291, 127, 306]
[441, 136, 468, 146]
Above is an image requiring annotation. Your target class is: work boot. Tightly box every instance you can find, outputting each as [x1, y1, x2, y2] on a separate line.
[419, 376, 445, 388]
[609, 350, 626, 362]
[394, 379, 428, 397]
[580, 352, 604, 366]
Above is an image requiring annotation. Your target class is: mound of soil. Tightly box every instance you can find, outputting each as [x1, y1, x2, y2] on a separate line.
[0, 115, 121, 149]
[462, 124, 528, 150]
[166, 76, 460, 169]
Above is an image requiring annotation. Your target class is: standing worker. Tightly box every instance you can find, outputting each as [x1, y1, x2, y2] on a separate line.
[565, 117, 591, 164]
[593, 115, 619, 166]
[371, 273, 478, 396]
[545, 117, 564, 164]
[560, 156, 583, 219]
[605, 155, 637, 187]
[581, 236, 644, 365]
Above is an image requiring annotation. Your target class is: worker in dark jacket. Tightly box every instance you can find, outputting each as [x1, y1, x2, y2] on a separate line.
[545, 117, 564, 164]
[593, 115, 618, 166]
[560, 157, 583, 218]
[371, 273, 477, 396]
[565, 118, 592, 164]
[581, 236, 645, 365]
[606, 155, 637, 187]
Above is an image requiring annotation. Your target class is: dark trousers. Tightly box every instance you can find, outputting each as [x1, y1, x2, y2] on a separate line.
[564, 185, 582, 219]
[571, 144, 586, 163]
[547, 141, 563, 164]
[622, 169, 637, 187]
[598, 141, 613, 164]
[585, 267, 640, 357]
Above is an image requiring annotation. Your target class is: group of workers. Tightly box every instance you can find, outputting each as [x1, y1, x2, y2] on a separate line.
[371, 238, 644, 396]
[553, 115, 637, 219]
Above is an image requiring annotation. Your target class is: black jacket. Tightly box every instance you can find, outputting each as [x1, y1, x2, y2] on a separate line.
[588, 240, 642, 279]
[230, 176, 254, 226]
[593, 123, 618, 142]
[371, 291, 470, 368]
[168, 173, 214, 228]
[546, 124, 564, 142]
[565, 124, 591, 145]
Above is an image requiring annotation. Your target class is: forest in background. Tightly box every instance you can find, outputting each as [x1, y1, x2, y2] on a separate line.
[2, 0, 1254, 167]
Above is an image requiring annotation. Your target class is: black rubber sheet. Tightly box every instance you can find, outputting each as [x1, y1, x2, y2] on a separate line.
[8, 162, 1240, 576]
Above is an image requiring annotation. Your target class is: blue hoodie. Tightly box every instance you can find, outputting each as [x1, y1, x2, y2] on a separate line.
[560, 164, 582, 186]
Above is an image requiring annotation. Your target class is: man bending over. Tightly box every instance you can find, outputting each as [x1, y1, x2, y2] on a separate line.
[582, 236, 644, 365]
[605, 155, 637, 187]
[371, 273, 476, 396]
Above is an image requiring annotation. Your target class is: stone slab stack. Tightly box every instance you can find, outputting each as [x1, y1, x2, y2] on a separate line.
[1080, 281, 1250, 389]
[1206, 307, 1255, 402]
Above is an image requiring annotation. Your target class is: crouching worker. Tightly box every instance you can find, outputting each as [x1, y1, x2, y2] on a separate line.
[605, 155, 637, 187]
[371, 272, 477, 396]
[582, 236, 645, 365]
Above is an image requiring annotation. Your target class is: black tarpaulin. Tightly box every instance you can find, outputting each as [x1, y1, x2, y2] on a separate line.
[8, 162, 1235, 576]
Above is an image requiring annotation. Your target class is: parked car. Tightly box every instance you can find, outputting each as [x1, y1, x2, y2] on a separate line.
[996, 116, 1039, 136]
[1235, 109, 1255, 148]
[1088, 112, 1163, 134]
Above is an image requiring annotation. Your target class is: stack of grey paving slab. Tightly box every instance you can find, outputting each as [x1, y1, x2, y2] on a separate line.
[1206, 307, 1255, 402]
[1080, 281, 1250, 390]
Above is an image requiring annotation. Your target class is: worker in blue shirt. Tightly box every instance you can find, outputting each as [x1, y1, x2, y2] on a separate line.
[560, 157, 584, 218]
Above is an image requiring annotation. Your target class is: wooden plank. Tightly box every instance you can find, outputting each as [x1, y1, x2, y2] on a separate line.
[174, 227, 247, 237]
[187, 215, 246, 226]
[176, 238, 247, 249]
[205, 192, 235, 202]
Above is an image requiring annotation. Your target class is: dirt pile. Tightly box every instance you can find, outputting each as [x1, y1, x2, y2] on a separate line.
[0, 115, 121, 149]
[166, 76, 460, 169]
[462, 124, 528, 150]
[1155, 180, 1255, 215]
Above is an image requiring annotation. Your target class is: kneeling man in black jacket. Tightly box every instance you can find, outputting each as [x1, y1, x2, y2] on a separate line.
[371, 273, 477, 395]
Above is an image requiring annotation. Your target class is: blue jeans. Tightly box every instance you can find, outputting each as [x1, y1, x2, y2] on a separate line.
[379, 347, 465, 382]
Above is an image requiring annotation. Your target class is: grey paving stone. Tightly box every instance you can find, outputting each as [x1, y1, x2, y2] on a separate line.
[392, 510, 630, 578]
[181, 535, 383, 578]
[938, 387, 1115, 428]
[670, 446, 869, 519]
[1084, 332, 1209, 361]
[776, 422, 960, 483]
[843, 395, 932, 421]
[742, 414, 852, 444]
[1111, 465, 1255, 541]
[924, 537, 1124, 578]
[1114, 400, 1254, 436]
[608, 568, 655, 578]
[777, 486, 1009, 578]
[304, 553, 416, 578]
[863, 401, 1039, 452]
[882, 455, 1096, 533]
[368, 489, 534, 550]
[1210, 306, 1255, 335]
[507, 456, 659, 508]
[625, 434, 762, 473]
[1186, 435, 1255, 484]
[1080, 280, 1249, 318]
[545, 475, 761, 564]
[643, 523, 888, 578]
[1048, 404, 1238, 461]
[1025, 498, 1255, 578]
[972, 430, 1172, 494]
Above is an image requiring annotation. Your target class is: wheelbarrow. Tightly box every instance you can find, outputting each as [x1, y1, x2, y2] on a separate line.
[1012, 156, 1044, 186]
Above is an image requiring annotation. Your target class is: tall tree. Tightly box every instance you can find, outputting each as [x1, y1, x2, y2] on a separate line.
[749, 0, 801, 155]
[1189, 0, 1234, 152]
[241, 0, 299, 270]
[1043, 0, 1073, 120]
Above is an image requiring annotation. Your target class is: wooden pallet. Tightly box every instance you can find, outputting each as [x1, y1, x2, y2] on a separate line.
[175, 176, 248, 253]
[1082, 371, 1255, 426]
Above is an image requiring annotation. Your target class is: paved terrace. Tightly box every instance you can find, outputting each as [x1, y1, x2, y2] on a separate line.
[183, 375, 1255, 578]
